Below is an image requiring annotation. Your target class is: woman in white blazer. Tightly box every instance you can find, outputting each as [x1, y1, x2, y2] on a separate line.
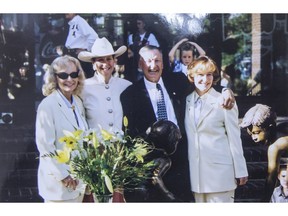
[35, 55, 88, 202]
[184, 56, 248, 202]
[78, 37, 132, 132]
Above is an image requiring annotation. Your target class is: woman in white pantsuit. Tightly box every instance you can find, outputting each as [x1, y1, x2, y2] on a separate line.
[35, 56, 88, 202]
[184, 56, 248, 202]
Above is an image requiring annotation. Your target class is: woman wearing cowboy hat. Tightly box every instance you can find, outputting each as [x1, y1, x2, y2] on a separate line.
[78, 37, 132, 131]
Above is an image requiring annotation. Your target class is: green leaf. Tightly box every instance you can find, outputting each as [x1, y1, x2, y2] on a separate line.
[104, 174, 113, 193]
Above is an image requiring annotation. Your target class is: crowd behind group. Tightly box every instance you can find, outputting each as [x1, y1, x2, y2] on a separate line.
[35, 14, 288, 203]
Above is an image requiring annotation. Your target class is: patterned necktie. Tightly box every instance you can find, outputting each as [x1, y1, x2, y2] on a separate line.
[156, 83, 168, 120]
[194, 97, 202, 125]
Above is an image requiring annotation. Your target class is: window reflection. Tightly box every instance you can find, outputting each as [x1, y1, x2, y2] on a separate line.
[221, 14, 253, 96]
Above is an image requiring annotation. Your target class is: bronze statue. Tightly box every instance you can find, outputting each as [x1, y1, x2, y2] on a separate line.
[145, 120, 182, 202]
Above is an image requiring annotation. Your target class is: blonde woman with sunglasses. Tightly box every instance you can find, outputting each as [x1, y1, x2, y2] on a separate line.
[35, 55, 88, 202]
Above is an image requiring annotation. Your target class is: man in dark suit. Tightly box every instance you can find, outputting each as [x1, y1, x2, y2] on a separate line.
[120, 45, 234, 202]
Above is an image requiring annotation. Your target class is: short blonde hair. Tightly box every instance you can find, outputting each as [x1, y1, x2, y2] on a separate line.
[42, 55, 86, 96]
[187, 56, 220, 85]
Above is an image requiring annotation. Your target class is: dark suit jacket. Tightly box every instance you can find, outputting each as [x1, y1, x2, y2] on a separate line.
[120, 72, 193, 202]
[121, 72, 190, 136]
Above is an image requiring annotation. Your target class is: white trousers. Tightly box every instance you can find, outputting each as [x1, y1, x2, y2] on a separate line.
[194, 190, 235, 203]
[44, 193, 84, 203]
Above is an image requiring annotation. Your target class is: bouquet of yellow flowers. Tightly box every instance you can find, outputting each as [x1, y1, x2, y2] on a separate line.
[44, 117, 155, 200]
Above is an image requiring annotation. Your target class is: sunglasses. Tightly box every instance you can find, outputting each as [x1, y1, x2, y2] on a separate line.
[55, 71, 79, 80]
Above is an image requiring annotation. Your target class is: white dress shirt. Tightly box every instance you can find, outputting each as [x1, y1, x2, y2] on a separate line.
[144, 77, 178, 126]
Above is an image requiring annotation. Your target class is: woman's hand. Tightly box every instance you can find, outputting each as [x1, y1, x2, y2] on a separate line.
[62, 175, 79, 190]
[236, 176, 248, 186]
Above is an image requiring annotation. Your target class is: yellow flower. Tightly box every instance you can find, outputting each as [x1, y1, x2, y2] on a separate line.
[43, 120, 155, 196]
[59, 136, 68, 143]
[73, 130, 83, 139]
[134, 152, 145, 163]
[123, 116, 128, 127]
[54, 149, 70, 163]
[133, 143, 148, 163]
[58, 130, 81, 150]
[101, 129, 113, 141]
[64, 137, 77, 150]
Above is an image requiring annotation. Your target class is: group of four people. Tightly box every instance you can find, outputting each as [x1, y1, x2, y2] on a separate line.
[35, 36, 249, 203]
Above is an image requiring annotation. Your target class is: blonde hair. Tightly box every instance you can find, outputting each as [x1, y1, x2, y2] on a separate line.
[187, 56, 220, 85]
[42, 55, 86, 96]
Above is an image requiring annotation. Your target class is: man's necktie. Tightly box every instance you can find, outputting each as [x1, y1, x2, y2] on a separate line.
[156, 83, 168, 120]
[194, 97, 202, 125]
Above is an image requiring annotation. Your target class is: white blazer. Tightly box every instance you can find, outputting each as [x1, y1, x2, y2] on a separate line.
[80, 73, 131, 131]
[184, 88, 248, 193]
[35, 90, 88, 201]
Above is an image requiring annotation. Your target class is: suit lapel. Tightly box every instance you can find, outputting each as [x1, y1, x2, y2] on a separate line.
[186, 92, 197, 131]
[54, 91, 79, 130]
[138, 79, 157, 123]
[197, 88, 218, 126]
[74, 95, 89, 130]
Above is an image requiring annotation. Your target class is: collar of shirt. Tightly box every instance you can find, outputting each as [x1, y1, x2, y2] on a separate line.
[181, 63, 188, 75]
[144, 77, 178, 126]
[278, 186, 288, 199]
[194, 92, 200, 104]
[144, 77, 164, 91]
[57, 89, 75, 109]
[57, 89, 86, 130]
[93, 72, 114, 85]
[194, 89, 210, 104]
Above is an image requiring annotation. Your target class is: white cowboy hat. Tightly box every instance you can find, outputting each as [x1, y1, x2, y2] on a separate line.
[78, 37, 127, 62]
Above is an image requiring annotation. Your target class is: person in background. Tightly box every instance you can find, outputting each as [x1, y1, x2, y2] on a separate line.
[220, 66, 232, 88]
[127, 17, 160, 82]
[78, 37, 132, 132]
[120, 46, 236, 202]
[65, 14, 99, 78]
[35, 55, 88, 202]
[270, 158, 288, 202]
[240, 103, 288, 202]
[168, 38, 206, 76]
[185, 56, 248, 202]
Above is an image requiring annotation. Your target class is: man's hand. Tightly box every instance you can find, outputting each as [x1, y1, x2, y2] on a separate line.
[220, 88, 235, 110]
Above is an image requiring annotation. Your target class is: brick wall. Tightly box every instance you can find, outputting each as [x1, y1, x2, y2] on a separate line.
[0, 123, 43, 202]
